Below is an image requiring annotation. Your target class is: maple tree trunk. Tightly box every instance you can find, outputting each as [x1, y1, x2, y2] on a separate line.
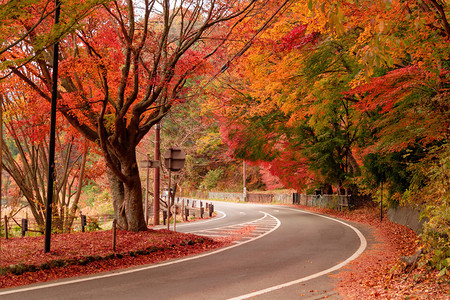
[122, 163, 147, 232]
[104, 147, 146, 232]
[106, 165, 127, 230]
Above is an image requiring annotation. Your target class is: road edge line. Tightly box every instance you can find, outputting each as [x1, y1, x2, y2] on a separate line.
[227, 207, 367, 300]
[0, 213, 280, 296]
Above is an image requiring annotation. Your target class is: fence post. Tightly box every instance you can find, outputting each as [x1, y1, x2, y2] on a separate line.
[163, 211, 167, 225]
[21, 218, 28, 237]
[4, 215, 8, 239]
[81, 214, 87, 232]
[112, 219, 117, 252]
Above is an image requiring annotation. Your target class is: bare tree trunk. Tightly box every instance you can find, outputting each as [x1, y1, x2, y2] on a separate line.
[66, 150, 87, 232]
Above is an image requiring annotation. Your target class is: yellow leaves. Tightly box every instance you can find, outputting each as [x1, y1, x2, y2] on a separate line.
[195, 131, 222, 154]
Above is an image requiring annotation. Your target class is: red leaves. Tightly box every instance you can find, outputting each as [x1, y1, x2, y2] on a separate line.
[279, 24, 319, 51]
[0, 229, 228, 288]
[346, 64, 450, 152]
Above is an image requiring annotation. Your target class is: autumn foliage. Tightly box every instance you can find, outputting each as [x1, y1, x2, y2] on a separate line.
[203, 0, 449, 274]
[0, 0, 448, 291]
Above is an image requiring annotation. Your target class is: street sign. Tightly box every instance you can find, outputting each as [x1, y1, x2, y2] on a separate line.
[141, 160, 161, 169]
[164, 147, 186, 171]
[141, 160, 160, 168]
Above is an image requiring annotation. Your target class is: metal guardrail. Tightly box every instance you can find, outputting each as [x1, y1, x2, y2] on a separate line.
[207, 191, 351, 209]
[293, 194, 350, 210]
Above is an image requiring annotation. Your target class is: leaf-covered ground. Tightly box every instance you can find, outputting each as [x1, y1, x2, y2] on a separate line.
[0, 228, 238, 289]
[1, 206, 449, 298]
[291, 204, 449, 299]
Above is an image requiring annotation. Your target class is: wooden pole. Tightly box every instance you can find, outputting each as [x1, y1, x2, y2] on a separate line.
[153, 123, 160, 225]
[173, 200, 176, 232]
[4, 215, 8, 239]
[44, 0, 61, 253]
[112, 219, 117, 252]
[145, 154, 150, 226]
[167, 168, 171, 230]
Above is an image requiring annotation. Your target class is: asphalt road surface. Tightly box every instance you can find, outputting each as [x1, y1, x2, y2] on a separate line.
[0, 201, 367, 299]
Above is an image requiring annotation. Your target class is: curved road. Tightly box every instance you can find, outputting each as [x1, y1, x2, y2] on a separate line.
[0, 201, 367, 299]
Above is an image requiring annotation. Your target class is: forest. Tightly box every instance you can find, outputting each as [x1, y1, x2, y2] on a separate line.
[0, 0, 448, 278]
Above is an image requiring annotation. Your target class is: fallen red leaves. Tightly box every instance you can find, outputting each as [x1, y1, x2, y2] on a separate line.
[291, 204, 449, 299]
[0, 229, 231, 289]
[2, 206, 448, 298]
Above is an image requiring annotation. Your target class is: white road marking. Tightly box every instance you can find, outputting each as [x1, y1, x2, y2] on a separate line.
[0, 212, 280, 296]
[0, 207, 367, 298]
[154, 210, 227, 229]
[227, 207, 368, 300]
[189, 211, 270, 233]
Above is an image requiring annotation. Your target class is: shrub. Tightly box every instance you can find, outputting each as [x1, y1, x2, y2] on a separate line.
[421, 203, 450, 276]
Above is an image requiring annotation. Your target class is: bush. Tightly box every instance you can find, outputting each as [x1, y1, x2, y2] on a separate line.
[421, 203, 450, 276]
[199, 168, 224, 190]
[86, 217, 101, 232]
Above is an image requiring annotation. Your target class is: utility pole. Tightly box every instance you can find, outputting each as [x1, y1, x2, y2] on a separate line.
[153, 123, 160, 225]
[45, 0, 61, 253]
[144, 153, 150, 226]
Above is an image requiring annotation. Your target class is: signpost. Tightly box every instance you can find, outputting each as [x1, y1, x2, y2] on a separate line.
[164, 148, 186, 171]
[141, 157, 161, 225]
[164, 147, 185, 231]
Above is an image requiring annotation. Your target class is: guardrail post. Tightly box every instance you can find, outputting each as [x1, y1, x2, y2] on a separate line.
[209, 203, 214, 217]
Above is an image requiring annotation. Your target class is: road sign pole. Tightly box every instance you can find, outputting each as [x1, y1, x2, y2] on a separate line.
[167, 168, 171, 230]
[163, 147, 185, 231]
